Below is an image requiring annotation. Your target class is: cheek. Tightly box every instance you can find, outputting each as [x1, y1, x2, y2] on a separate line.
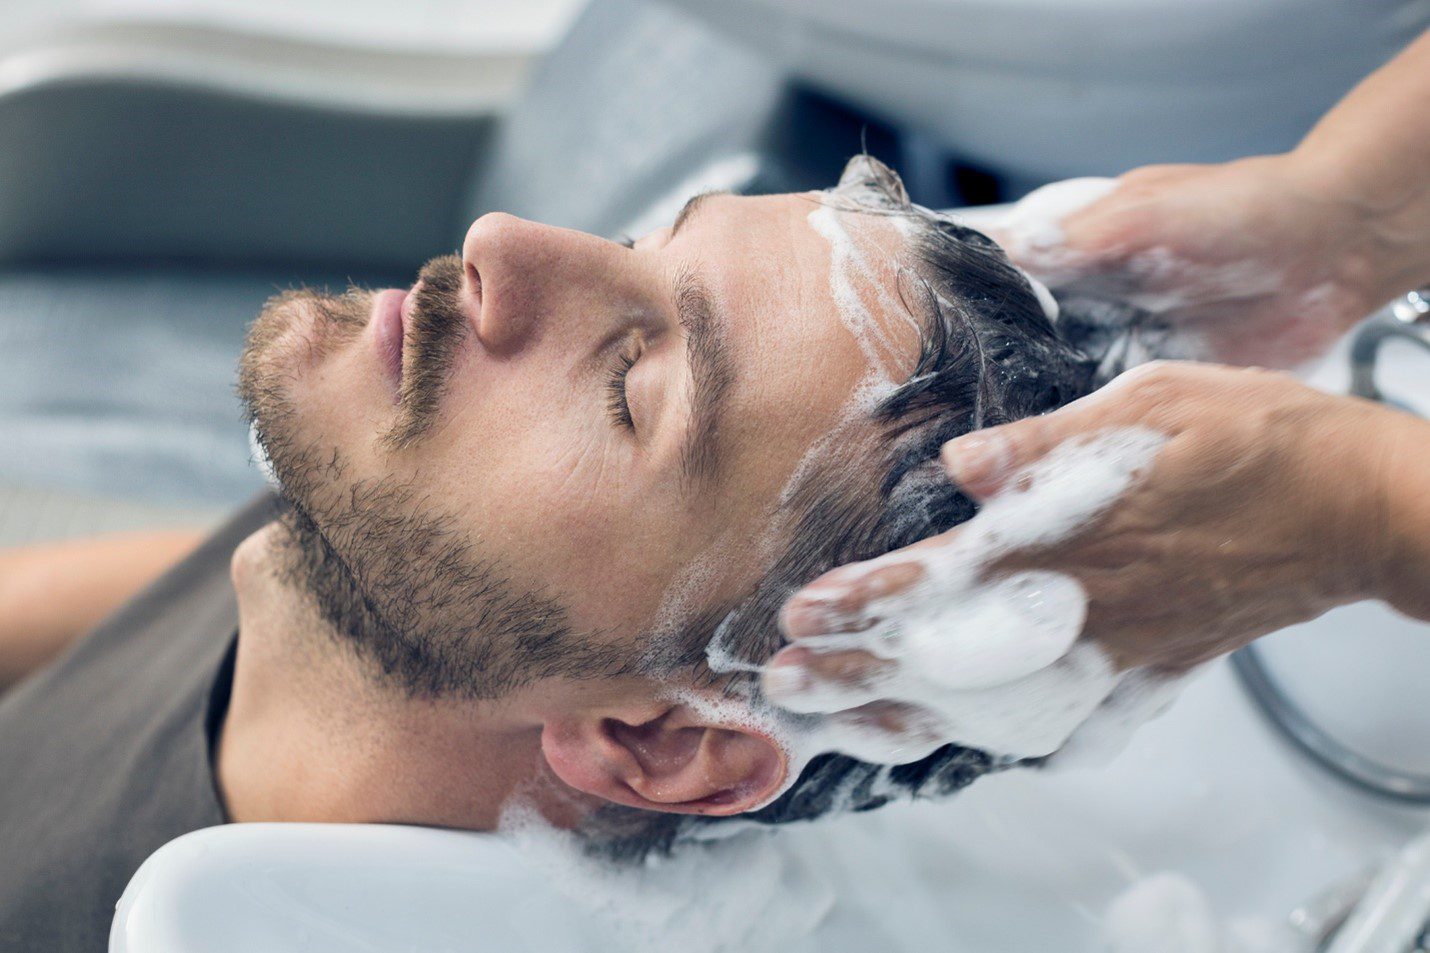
[414, 403, 683, 614]
[427, 398, 614, 525]
[513, 438, 691, 619]
[285, 337, 391, 443]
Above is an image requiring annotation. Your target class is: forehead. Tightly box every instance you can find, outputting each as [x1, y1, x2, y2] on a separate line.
[660, 190, 920, 578]
[693, 190, 918, 387]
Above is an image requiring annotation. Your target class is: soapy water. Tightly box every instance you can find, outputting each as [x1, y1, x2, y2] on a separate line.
[806, 201, 914, 409]
[1109, 876, 1323, 953]
[751, 427, 1193, 771]
[494, 805, 1299, 953]
[1102, 873, 1310, 953]
[498, 801, 835, 953]
[1103, 873, 1225, 953]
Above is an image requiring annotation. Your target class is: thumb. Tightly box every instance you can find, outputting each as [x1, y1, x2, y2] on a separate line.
[942, 410, 1085, 500]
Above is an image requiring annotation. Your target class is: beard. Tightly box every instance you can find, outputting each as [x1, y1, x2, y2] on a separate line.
[235, 257, 635, 700]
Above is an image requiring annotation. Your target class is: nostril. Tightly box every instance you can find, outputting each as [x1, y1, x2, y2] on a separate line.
[466, 261, 482, 306]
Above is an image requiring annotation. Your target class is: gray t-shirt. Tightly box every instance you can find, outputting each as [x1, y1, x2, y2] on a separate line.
[0, 494, 277, 952]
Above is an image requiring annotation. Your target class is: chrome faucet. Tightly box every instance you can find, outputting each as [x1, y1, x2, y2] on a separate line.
[1351, 288, 1430, 407]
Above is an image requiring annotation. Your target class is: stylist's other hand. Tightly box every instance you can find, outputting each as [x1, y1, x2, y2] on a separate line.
[766, 363, 1428, 748]
[990, 155, 1385, 369]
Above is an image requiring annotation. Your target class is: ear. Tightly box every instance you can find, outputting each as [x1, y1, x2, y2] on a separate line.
[540, 701, 788, 817]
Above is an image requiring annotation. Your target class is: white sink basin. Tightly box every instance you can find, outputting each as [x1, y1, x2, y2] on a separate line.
[113, 639, 1429, 953]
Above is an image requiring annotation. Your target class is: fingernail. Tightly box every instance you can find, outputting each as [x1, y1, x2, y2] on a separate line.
[942, 432, 1010, 491]
[763, 665, 810, 698]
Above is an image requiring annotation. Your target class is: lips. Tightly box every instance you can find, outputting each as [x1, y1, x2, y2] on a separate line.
[373, 287, 409, 398]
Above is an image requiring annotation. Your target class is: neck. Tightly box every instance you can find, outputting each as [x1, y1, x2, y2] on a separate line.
[216, 523, 571, 830]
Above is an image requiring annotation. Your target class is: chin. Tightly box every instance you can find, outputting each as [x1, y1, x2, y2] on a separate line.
[257, 292, 342, 376]
[241, 289, 371, 451]
[239, 309, 330, 496]
[238, 294, 317, 415]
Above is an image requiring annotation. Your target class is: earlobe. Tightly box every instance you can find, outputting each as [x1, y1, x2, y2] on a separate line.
[540, 704, 788, 818]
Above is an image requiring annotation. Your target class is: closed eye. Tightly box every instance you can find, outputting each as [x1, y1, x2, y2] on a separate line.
[605, 348, 637, 429]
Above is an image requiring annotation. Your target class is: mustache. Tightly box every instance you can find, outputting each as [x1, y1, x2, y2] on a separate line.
[388, 253, 468, 448]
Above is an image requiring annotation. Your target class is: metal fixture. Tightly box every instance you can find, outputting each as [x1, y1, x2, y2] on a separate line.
[1232, 287, 1430, 805]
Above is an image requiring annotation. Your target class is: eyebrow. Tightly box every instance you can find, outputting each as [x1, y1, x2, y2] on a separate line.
[673, 268, 734, 489]
[669, 190, 729, 238]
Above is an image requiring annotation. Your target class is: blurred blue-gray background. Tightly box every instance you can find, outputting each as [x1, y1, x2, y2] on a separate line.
[0, 0, 583, 538]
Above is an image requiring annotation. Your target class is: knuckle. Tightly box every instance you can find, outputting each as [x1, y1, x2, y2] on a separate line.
[1119, 360, 1192, 406]
[1241, 364, 1296, 387]
[999, 416, 1045, 461]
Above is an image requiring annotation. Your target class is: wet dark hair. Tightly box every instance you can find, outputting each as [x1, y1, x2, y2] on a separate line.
[589, 155, 1100, 859]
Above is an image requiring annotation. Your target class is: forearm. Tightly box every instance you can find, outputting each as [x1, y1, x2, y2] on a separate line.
[1288, 28, 1430, 306]
[0, 530, 204, 689]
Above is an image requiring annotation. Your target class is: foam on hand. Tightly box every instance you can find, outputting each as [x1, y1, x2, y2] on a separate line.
[764, 427, 1192, 767]
[687, 200, 1182, 814]
[718, 201, 1195, 788]
[984, 175, 1347, 370]
[992, 176, 1119, 275]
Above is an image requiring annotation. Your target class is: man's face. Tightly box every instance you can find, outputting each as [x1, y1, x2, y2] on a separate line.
[240, 191, 915, 698]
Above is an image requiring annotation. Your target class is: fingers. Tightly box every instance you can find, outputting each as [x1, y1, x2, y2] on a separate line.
[762, 645, 893, 713]
[780, 557, 928, 639]
[985, 176, 1121, 265]
[821, 702, 951, 764]
[762, 646, 949, 762]
[940, 415, 1072, 499]
[940, 368, 1175, 499]
[786, 369, 1183, 637]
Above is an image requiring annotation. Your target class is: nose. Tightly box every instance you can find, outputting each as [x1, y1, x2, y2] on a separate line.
[460, 212, 615, 355]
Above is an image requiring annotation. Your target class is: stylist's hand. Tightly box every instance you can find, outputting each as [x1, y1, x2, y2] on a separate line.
[764, 363, 1427, 749]
[991, 155, 1383, 369]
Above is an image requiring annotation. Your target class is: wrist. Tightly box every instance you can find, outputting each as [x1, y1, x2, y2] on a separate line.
[1376, 413, 1430, 620]
[1295, 395, 1387, 606]
[1283, 146, 1430, 310]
